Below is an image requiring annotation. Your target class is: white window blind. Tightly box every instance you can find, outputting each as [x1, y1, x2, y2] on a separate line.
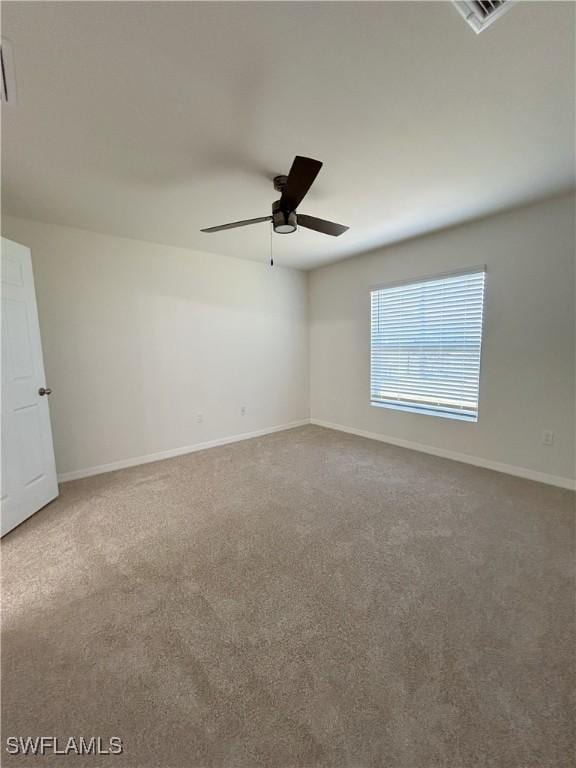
[370, 269, 486, 421]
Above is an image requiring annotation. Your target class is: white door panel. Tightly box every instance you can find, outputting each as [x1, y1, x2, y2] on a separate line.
[1, 237, 58, 536]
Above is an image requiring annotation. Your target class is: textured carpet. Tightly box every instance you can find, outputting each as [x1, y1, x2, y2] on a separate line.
[1, 425, 574, 768]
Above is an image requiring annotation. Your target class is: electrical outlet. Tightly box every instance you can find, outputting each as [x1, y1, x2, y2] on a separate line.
[196, 412, 204, 424]
[542, 430, 554, 446]
[240, 405, 247, 416]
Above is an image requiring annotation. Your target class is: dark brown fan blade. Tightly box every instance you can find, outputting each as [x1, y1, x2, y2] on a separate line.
[298, 214, 349, 237]
[201, 216, 271, 233]
[280, 156, 323, 211]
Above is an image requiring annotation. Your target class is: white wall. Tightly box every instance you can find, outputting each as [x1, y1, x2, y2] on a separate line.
[4, 195, 575, 487]
[2, 217, 309, 478]
[309, 194, 576, 486]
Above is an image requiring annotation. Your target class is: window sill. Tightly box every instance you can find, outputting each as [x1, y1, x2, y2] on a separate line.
[370, 400, 478, 422]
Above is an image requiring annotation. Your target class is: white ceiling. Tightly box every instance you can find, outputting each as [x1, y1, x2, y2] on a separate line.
[2, 1, 574, 270]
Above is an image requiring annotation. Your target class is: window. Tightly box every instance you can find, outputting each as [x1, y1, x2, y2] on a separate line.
[370, 268, 486, 421]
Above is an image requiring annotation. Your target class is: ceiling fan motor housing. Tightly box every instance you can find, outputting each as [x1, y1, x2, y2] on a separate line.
[272, 199, 297, 234]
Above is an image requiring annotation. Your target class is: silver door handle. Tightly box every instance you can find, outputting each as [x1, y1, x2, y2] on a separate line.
[38, 387, 52, 396]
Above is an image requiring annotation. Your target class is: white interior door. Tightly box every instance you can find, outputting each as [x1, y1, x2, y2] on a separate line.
[1, 237, 58, 536]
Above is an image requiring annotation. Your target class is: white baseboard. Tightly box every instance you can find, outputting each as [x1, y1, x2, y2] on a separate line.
[59, 417, 575, 491]
[310, 418, 576, 491]
[58, 420, 311, 482]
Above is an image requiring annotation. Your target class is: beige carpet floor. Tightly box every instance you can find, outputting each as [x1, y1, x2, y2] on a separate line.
[1, 425, 574, 768]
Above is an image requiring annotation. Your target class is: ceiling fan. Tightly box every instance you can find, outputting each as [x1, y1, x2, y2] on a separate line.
[200, 156, 349, 237]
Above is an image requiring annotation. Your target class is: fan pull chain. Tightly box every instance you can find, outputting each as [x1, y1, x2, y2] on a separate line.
[270, 222, 274, 267]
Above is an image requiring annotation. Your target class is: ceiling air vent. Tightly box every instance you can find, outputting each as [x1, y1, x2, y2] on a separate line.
[0, 38, 17, 104]
[453, 0, 516, 33]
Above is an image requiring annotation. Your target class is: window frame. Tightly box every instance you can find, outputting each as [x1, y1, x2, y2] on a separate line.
[369, 266, 487, 423]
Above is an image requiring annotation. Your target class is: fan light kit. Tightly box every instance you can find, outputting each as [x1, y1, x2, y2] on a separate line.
[201, 156, 349, 238]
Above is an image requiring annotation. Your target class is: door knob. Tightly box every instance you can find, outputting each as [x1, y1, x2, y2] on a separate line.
[38, 387, 52, 396]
